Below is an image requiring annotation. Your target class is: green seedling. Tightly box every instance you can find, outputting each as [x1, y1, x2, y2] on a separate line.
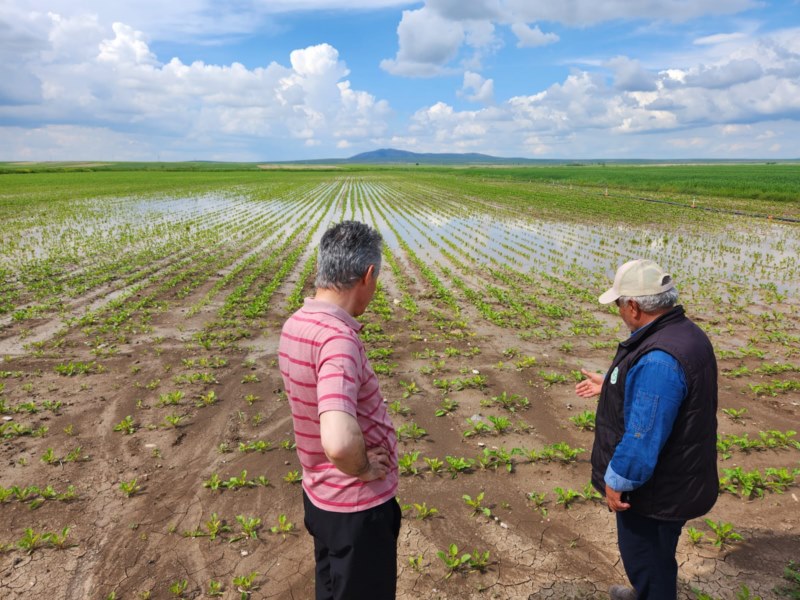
[398, 451, 420, 476]
[437, 543, 471, 578]
[163, 413, 184, 428]
[388, 400, 411, 416]
[424, 457, 444, 474]
[10, 485, 38, 502]
[119, 479, 141, 498]
[17, 528, 43, 554]
[397, 422, 427, 440]
[225, 470, 255, 490]
[554, 487, 581, 509]
[269, 514, 295, 538]
[704, 518, 744, 549]
[581, 482, 602, 501]
[539, 370, 568, 386]
[468, 549, 491, 572]
[204, 473, 222, 491]
[514, 355, 537, 369]
[686, 527, 704, 545]
[207, 580, 224, 597]
[463, 492, 491, 518]
[113, 415, 136, 434]
[157, 390, 184, 406]
[721, 407, 747, 422]
[40, 447, 58, 465]
[241, 374, 259, 383]
[462, 419, 491, 438]
[54, 360, 102, 376]
[283, 470, 302, 484]
[232, 571, 259, 599]
[58, 487, 78, 504]
[526, 491, 548, 516]
[234, 515, 261, 541]
[239, 440, 272, 453]
[411, 502, 439, 520]
[42, 400, 62, 413]
[445, 455, 474, 478]
[491, 392, 529, 412]
[43, 526, 72, 549]
[775, 560, 800, 598]
[399, 380, 421, 398]
[569, 410, 596, 431]
[169, 579, 188, 597]
[196, 391, 218, 407]
[435, 397, 459, 417]
[204, 513, 231, 540]
[408, 554, 424, 572]
[488, 415, 512, 434]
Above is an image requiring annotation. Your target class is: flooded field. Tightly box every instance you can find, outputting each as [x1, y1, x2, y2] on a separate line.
[0, 167, 799, 599]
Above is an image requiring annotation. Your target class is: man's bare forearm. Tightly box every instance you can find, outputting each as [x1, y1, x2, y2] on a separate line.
[320, 410, 390, 481]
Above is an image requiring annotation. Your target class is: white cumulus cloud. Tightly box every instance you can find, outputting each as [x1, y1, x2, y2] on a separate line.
[380, 7, 465, 77]
[460, 71, 495, 104]
[0, 13, 392, 160]
[511, 23, 559, 48]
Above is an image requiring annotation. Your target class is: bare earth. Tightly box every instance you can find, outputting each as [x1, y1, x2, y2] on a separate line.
[1, 249, 798, 600]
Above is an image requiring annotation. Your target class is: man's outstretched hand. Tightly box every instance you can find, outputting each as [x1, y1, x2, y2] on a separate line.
[575, 368, 604, 398]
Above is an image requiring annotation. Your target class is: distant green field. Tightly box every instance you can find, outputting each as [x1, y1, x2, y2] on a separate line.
[448, 163, 800, 204]
[1, 163, 798, 222]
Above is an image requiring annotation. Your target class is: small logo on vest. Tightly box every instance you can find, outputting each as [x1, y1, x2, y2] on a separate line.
[610, 367, 619, 385]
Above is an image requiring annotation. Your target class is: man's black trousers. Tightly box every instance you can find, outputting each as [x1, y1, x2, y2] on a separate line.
[617, 510, 686, 599]
[303, 491, 401, 600]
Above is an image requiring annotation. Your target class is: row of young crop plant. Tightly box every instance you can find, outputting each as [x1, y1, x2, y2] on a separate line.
[395, 173, 799, 299]
[364, 181, 614, 351]
[199, 180, 344, 319]
[68, 203, 285, 347]
[191, 182, 346, 351]
[3, 194, 288, 329]
[361, 177, 798, 372]
[45, 182, 339, 354]
[4, 193, 246, 295]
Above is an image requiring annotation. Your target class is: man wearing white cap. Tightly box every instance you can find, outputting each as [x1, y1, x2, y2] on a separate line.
[576, 259, 718, 600]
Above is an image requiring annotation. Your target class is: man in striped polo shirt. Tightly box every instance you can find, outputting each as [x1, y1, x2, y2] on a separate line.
[278, 221, 399, 600]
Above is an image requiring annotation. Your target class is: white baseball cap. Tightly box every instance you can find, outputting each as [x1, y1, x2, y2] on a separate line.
[599, 259, 675, 304]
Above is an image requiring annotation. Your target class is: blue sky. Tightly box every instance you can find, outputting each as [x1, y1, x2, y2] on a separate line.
[1, 0, 799, 161]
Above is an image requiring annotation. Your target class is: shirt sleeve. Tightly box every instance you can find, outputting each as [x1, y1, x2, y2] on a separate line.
[316, 334, 362, 418]
[605, 349, 687, 492]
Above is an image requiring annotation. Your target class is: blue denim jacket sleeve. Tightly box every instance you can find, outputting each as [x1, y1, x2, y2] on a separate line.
[604, 349, 687, 492]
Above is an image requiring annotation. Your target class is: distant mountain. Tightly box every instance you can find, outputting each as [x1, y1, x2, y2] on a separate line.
[346, 148, 524, 164]
[346, 148, 514, 164]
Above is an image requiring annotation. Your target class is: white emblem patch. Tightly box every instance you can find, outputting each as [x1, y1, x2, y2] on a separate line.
[610, 367, 619, 385]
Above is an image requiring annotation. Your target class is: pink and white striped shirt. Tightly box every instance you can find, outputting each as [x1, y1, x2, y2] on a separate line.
[278, 298, 398, 512]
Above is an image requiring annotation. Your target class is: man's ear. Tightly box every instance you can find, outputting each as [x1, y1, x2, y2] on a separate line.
[362, 264, 375, 283]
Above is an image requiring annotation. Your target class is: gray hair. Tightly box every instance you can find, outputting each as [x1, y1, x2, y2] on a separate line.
[314, 221, 382, 290]
[619, 286, 679, 313]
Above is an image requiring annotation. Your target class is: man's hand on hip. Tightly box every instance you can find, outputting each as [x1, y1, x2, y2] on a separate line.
[358, 446, 391, 482]
[605, 485, 631, 512]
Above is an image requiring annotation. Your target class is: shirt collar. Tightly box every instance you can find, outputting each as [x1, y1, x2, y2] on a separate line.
[301, 297, 363, 332]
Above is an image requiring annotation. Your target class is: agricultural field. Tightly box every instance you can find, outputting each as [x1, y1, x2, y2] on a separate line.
[0, 165, 799, 600]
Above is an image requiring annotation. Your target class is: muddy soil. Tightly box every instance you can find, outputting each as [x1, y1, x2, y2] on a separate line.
[1, 251, 798, 600]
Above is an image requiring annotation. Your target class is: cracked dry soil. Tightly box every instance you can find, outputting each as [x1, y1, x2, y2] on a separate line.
[1, 261, 798, 600]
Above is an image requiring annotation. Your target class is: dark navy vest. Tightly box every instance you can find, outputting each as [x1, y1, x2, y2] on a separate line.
[591, 306, 719, 520]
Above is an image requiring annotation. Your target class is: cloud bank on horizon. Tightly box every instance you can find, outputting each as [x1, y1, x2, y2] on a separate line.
[1, 0, 799, 161]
